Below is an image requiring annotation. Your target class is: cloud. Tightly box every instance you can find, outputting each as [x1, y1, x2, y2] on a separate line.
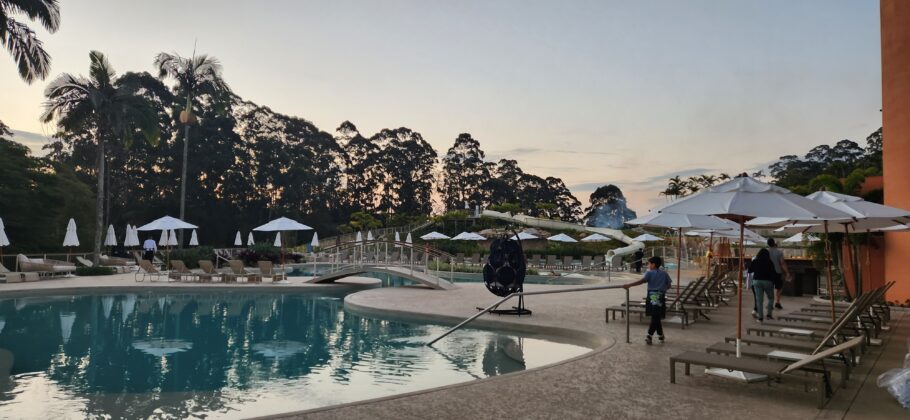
[10, 129, 55, 156]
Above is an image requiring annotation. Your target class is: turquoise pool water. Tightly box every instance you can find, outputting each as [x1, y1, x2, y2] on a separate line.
[0, 291, 588, 419]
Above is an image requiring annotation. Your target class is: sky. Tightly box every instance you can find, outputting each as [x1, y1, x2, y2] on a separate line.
[0, 0, 882, 214]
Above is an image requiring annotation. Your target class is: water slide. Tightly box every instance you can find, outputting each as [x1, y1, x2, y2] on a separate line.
[480, 210, 643, 259]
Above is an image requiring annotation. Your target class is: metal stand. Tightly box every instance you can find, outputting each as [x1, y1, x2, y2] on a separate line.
[477, 291, 532, 316]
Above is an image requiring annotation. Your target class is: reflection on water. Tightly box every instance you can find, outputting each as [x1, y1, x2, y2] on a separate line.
[0, 292, 588, 419]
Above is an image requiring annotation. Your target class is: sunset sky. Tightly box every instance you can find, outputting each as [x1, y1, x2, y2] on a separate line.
[0, 0, 882, 213]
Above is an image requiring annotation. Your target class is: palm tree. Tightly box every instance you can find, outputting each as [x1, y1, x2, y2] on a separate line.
[1, 0, 60, 83]
[42, 51, 160, 263]
[154, 51, 230, 246]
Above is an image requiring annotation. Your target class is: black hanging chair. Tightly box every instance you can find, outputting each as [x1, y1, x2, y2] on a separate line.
[482, 234, 531, 315]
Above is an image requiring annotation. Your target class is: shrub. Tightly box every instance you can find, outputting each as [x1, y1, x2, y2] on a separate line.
[76, 266, 114, 276]
[237, 243, 302, 267]
[168, 246, 215, 269]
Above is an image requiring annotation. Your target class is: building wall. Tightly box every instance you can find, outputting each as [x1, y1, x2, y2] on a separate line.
[881, 1, 910, 304]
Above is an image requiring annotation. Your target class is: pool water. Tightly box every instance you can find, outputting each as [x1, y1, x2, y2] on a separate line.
[0, 291, 588, 419]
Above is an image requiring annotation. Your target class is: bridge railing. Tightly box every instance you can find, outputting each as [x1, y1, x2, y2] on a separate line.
[307, 240, 461, 283]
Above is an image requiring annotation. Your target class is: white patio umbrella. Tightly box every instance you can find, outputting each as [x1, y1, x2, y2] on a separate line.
[394, 231, 401, 247]
[627, 213, 734, 297]
[273, 232, 282, 247]
[510, 232, 539, 240]
[630, 233, 664, 242]
[104, 225, 117, 247]
[0, 217, 11, 262]
[311, 232, 319, 248]
[782, 232, 819, 244]
[63, 218, 79, 261]
[189, 230, 199, 246]
[253, 217, 313, 265]
[546, 233, 577, 243]
[355, 231, 363, 242]
[581, 233, 610, 242]
[247, 232, 255, 246]
[234, 231, 242, 246]
[420, 231, 451, 240]
[655, 176, 851, 362]
[167, 229, 178, 246]
[451, 232, 485, 241]
[367, 231, 374, 241]
[405, 233, 413, 244]
[137, 215, 198, 231]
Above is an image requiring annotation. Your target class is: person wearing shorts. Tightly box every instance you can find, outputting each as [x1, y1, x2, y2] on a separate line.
[767, 238, 790, 310]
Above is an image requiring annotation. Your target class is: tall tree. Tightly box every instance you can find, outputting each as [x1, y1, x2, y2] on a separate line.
[1, 0, 59, 83]
[372, 128, 437, 215]
[338, 122, 381, 212]
[42, 51, 160, 263]
[584, 184, 637, 228]
[154, 51, 230, 245]
[440, 133, 490, 211]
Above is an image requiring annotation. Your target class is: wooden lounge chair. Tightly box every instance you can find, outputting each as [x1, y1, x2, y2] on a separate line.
[168, 260, 197, 282]
[228, 260, 261, 283]
[0, 263, 38, 283]
[605, 277, 705, 328]
[16, 254, 76, 278]
[669, 336, 865, 408]
[581, 255, 592, 270]
[258, 261, 287, 283]
[198, 260, 224, 282]
[468, 253, 480, 265]
[562, 256, 574, 270]
[135, 259, 166, 282]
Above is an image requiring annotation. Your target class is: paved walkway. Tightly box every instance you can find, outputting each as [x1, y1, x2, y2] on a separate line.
[268, 279, 907, 420]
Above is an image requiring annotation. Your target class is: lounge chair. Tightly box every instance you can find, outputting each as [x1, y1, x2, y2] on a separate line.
[581, 256, 592, 270]
[545, 255, 557, 269]
[0, 263, 38, 283]
[605, 277, 705, 328]
[135, 259, 166, 282]
[669, 336, 865, 408]
[258, 261, 287, 283]
[228, 260, 261, 283]
[592, 255, 604, 270]
[168, 260, 197, 282]
[562, 256, 574, 270]
[76, 256, 94, 267]
[455, 253, 465, 266]
[530, 254, 542, 268]
[16, 254, 76, 278]
[198, 260, 224, 282]
[468, 253, 480, 265]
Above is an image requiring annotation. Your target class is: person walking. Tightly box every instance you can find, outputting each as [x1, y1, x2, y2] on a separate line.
[633, 248, 644, 273]
[143, 236, 157, 262]
[748, 248, 777, 322]
[624, 256, 672, 345]
[767, 238, 790, 310]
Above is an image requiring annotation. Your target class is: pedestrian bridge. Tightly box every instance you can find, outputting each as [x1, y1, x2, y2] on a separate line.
[302, 240, 459, 290]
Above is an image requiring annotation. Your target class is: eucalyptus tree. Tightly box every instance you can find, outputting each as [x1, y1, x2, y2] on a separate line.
[154, 51, 230, 244]
[440, 133, 491, 211]
[1, 0, 59, 83]
[42, 51, 160, 263]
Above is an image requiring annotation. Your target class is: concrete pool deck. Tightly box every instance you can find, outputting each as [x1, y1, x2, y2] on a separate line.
[0, 272, 906, 419]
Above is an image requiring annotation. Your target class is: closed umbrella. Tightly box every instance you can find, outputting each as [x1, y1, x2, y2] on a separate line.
[167, 229, 178, 246]
[356, 231, 363, 242]
[104, 225, 117, 247]
[273, 232, 282, 247]
[394, 231, 400, 244]
[234, 231, 242, 246]
[546, 233, 577, 243]
[0, 217, 10, 263]
[189, 230, 199, 246]
[655, 176, 850, 362]
[367, 231, 374, 241]
[310, 232, 319, 248]
[158, 230, 169, 247]
[405, 233, 413, 244]
[247, 232, 255, 246]
[63, 218, 79, 262]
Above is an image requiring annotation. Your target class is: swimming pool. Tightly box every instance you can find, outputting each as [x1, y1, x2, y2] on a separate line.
[0, 290, 589, 419]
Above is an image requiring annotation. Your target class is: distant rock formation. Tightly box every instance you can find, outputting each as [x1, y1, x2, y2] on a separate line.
[583, 185, 637, 229]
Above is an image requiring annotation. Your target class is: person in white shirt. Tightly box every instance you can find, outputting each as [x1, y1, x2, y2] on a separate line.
[143, 236, 157, 261]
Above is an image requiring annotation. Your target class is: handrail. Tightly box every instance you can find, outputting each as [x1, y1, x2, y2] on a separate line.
[426, 283, 631, 347]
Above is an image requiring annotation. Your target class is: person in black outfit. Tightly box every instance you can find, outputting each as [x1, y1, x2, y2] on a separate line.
[633, 249, 644, 273]
[748, 248, 777, 321]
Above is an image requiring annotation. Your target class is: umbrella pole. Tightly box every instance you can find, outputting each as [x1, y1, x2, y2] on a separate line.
[708, 232, 714, 278]
[823, 221, 836, 322]
[843, 224, 856, 301]
[676, 229, 682, 298]
[865, 229, 871, 295]
[736, 218, 744, 358]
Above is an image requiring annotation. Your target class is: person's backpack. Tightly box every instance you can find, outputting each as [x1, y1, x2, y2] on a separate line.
[483, 238, 527, 297]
